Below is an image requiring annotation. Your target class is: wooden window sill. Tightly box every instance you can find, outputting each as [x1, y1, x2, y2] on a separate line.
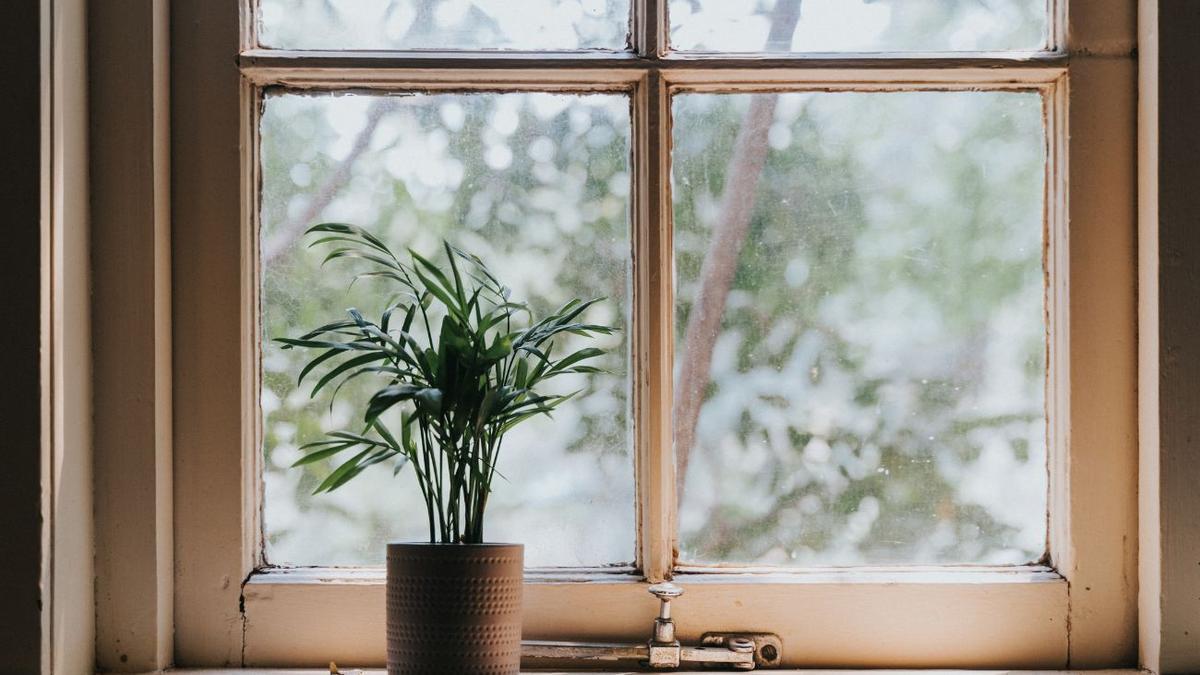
[154, 662, 1147, 667]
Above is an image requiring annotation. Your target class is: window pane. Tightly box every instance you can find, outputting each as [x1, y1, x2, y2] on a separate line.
[673, 91, 1047, 566]
[261, 91, 633, 567]
[670, 0, 1047, 53]
[258, 0, 631, 51]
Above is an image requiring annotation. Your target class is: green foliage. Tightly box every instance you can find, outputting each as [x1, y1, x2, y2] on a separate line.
[277, 223, 617, 543]
[261, 83, 1045, 567]
[671, 91, 1047, 565]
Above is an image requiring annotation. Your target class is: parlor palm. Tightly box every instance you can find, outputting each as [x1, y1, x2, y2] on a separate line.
[277, 223, 615, 543]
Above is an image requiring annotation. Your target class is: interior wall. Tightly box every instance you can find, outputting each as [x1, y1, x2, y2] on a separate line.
[90, 0, 173, 668]
[0, 1, 94, 673]
[1, 1, 1188, 673]
[0, 0, 52, 672]
[53, 0, 95, 671]
[1139, 1, 1200, 672]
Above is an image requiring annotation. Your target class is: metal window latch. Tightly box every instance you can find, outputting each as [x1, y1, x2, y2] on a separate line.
[521, 583, 783, 671]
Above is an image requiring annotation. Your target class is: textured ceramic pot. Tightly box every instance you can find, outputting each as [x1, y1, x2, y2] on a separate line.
[386, 542, 524, 675]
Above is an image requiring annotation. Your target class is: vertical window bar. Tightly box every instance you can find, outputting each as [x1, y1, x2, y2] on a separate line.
[633, 68, 676, 582]
[632, 0, 675, 581]
[1045, 76, 1070, 573]
[242, 0, 259, 51]
[1048, 0, 1066, 52]
[634, 0, 667, 59]
[244, 80, 267, 569]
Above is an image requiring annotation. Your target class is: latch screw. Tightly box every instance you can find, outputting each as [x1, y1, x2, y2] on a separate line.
[729, 637, 755, 670]
[647, 582, 684, 644]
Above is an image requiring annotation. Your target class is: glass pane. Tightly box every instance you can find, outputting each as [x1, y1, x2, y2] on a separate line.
[670, 0, 1047, 53]
[673, 91, 1047, 566]
[259, 0, 631, 51]
[261, 91, 633, 567]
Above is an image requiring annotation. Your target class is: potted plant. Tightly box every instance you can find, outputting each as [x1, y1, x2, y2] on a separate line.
[276, 223, 616, 674]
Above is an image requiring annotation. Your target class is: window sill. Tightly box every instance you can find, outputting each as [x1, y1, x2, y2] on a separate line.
[157, 662, 1142, 667]
[238, 566, 1072, 667]
[154, 669, 1147, 674]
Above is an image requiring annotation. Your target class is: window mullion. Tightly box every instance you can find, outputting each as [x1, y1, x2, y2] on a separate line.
[633, 68, 676, 582]
[633, 0, 667, 58]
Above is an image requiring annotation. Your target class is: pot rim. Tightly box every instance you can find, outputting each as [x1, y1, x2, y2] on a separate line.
[387, 541, 523, 547]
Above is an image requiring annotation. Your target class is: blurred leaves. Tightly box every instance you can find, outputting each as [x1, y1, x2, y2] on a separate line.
[260, 91, 633, 567]
[673, 91, 1048, 566]
[258, 13, 1049, 566]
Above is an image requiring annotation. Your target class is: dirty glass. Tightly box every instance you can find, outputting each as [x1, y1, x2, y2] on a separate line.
[673, 91, 1048, 566]
[260, 91, 633, 567]
[670, 0, 1046, 53]
[259, 0, 631, 51]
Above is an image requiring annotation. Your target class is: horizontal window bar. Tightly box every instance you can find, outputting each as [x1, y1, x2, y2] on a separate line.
[241, 67, 645, 89]
[246, 564, 1060, 586]
[242, 68, 1065, 91]
[673, 565, 1063, 584]
[240, 48, 1067, 76]
[247, 566, 642, 585]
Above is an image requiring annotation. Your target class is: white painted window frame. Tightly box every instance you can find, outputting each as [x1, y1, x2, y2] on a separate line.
[169, 0, 1139, 669]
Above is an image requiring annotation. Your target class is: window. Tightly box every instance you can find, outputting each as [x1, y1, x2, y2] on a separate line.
[671, 90, 1048, 568]
[172, 0, 1139, 668]
[260, 91, 636, 569]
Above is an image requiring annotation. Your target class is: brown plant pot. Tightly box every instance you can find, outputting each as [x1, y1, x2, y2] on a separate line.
[386, 542, 524, 675]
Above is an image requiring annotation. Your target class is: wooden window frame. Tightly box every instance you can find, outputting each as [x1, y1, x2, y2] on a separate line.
[170, 0, 1139, 668]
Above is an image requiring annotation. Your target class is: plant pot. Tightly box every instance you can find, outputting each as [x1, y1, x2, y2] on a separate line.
[386, 542, 524, 674]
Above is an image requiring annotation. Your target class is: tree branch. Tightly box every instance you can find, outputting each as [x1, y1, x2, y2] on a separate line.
[262, 98, 399, 265]
[674, 0, 803, 496]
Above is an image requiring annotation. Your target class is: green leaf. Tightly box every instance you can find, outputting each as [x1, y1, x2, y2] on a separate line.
[444, 240, 468, 306]
[515, 358, 529, 389]
[291, 440, 356, 467]
[275, 337, 377, 352]
[415, 387, 444, 414]
[313, 447, 373, 494]
[548, 347, 606, 374]
[327, 366, 401, 409]
[365, 384, 423, 423]
[305, 222, 355, 235]
[393, 458, 410, 477]
[308, 223, 397, 260]
[295, 346, 344, 386]
[325, 430, 383, 444]
[399, 420, 417, 464]
[295, 318, 358, 341]
[310, 351, 390, 398]
[411, 263, 462, 320]
[410, 249, 458, 299]
[475, 387, 500, 432]
[400, 303, 418, 332]
[482, 335, 513, 363]
[322, 248, 405, 274]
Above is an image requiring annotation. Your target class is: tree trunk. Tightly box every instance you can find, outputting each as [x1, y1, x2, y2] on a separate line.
[673, 0, 804, 497]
